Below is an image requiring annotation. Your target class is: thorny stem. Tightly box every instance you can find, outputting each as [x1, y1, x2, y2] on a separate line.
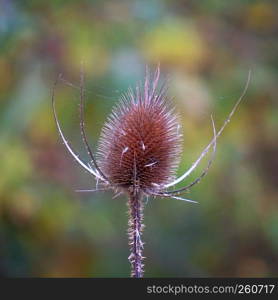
[127, 189, 144, 278]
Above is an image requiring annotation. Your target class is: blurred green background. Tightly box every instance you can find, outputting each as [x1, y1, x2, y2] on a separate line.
[0, 0, 277, 277]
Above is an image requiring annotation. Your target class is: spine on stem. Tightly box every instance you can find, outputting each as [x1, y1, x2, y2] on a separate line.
[127, 189, 144, 278]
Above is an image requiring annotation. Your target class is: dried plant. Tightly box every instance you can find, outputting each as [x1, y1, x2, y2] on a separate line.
[52, 66, 250, 278]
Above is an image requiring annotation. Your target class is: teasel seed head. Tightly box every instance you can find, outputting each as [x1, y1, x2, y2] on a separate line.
[52, 64, 250, 277]
[97, 69, 182, 194]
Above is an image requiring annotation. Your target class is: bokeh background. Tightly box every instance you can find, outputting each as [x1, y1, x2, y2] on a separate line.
[0, 0, 277, 277]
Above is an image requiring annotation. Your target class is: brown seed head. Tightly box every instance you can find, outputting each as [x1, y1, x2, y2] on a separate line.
[97, 69, 182, 192]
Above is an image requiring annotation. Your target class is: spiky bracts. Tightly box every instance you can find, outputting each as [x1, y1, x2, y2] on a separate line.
[52, 66, 250, 278]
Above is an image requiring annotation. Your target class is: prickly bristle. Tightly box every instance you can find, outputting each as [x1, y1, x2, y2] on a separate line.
[97, 69, 182, 192]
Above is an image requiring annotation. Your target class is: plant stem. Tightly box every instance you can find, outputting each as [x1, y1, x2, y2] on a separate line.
[127, 188, 144, 278]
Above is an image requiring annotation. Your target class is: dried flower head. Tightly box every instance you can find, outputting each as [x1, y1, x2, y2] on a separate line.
[52, 66, 250, 277]
[97, 68, 182, 192]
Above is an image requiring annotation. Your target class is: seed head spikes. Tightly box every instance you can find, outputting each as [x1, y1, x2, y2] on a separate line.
[52, 66, 251, 277]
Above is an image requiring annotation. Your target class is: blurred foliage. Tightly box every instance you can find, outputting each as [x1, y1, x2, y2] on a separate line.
[0, 0, 278, 277]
